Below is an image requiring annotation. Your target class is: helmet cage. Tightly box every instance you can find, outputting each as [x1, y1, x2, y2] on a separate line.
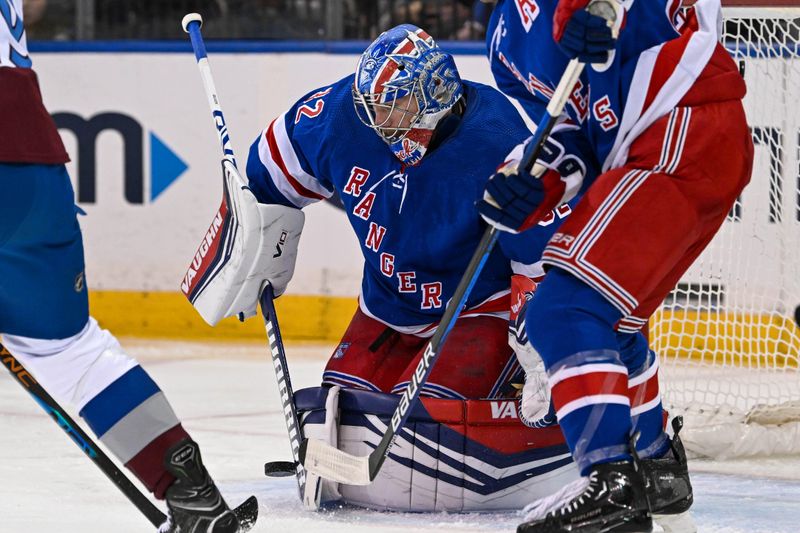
[353, 25, 462, 151]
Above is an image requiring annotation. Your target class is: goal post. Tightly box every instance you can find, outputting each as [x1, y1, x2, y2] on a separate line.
[652, 0, 800, 459]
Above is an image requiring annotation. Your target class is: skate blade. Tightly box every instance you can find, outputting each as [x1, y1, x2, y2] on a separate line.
[654, 510, 696, 533]
[232, 495, 259, 532]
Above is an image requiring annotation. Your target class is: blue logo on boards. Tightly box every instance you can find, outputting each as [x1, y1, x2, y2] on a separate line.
[150, 132, 188, 201]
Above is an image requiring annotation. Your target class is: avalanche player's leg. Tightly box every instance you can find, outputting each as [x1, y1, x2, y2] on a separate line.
[0, 163, 239, 533]
[392, 315, 513, 399]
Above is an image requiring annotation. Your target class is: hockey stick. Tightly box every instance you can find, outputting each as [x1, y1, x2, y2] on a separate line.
[181, 13, 308, 498]
[259, 286, 308, 498]
[0, 343, 166, 527]
[298, 1, 618, 486]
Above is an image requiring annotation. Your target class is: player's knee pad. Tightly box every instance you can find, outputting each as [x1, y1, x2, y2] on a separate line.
[295, 387, 579, 512]
[2, 317, 137, 409]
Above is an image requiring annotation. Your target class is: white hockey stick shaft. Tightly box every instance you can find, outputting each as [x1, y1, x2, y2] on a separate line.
[181, 12, 307, 496]
[181, 13, 237, 168]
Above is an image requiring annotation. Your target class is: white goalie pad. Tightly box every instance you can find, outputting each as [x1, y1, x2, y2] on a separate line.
[295, 387, 578, 512]
[180, 160, 304, 326]
[301, 385, 343, 510]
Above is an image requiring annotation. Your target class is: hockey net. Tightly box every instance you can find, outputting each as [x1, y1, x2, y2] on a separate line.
[652, 2, 800, 459]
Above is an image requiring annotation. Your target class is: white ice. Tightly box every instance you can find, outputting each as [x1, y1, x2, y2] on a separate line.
[1, 339, 799, 532]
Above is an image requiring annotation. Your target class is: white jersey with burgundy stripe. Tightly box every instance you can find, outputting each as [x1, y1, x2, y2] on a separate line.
[487, 0, 723, 173]
[0, 0, 31, 68]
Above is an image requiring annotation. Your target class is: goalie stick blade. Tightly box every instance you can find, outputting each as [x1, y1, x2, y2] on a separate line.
[232, 496, 259, 532]
[298, 438, 372, 485]
[264, 460, 298, 477]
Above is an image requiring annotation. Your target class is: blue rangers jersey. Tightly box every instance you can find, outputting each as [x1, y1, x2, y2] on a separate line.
[487, 0, 726, 172]
[246, 76, 561, 333]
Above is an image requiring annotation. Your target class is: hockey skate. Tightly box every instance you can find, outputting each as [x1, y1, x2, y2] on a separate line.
[642, 417, 695, 533]
[517, 458, 651, 533]
[159, 439, 256, 533]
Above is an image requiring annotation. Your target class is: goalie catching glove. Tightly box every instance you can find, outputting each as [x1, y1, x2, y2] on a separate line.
[180, 160, 305, 326]
[477, 135, 586, 234]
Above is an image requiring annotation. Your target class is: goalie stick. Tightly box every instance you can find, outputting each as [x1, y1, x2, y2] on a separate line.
[298, 0, 619, 486]
[260, 286, 308, 498]
[181, 13, 308, 499]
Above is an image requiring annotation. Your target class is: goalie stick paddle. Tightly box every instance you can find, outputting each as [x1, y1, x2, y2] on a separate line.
[1, 343, 261, 530]
[297, 0, 619, 485]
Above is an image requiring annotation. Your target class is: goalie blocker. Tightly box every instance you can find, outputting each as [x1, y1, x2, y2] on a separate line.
[180, 160, 304, 325]
[295, 386, 579, 511]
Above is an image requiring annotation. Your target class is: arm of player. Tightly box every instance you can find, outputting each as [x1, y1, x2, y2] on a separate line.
[182, 89, 335, 327]
[476, 127, 593, 234]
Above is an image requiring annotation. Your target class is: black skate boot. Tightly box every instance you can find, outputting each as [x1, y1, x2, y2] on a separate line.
[642, 417, 695, 532]
[517, 458, 651, 533]
[159, 439, 239, 533]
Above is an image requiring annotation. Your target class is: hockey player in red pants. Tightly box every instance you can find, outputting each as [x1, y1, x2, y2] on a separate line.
[0, 2, 253, 531]
[478, 0, 753, 531]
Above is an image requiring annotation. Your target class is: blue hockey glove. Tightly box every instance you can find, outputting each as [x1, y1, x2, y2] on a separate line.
[477, 136, 586, 234]
[553, 0, 622, 66]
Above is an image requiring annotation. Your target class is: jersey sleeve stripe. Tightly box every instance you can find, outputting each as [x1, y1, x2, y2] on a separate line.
[265, 117, 325, 200]
[258, 114, 330, 207]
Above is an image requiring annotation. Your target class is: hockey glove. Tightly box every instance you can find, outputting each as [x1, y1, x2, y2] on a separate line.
[477, 136, 585, 234]
[508, 275, 557, 428]
[554, 0, 622, 66]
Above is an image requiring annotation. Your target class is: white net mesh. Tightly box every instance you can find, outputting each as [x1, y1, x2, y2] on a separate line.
[653, 6, 800, 459]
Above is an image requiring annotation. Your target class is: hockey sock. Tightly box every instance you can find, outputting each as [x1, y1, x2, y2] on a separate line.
[618, 332, 669, 459]
[79, 365, 190, 499]
[526, 268, 632, 475]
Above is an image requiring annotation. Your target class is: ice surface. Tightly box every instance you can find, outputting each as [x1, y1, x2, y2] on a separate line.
[1, 339, 798, 532]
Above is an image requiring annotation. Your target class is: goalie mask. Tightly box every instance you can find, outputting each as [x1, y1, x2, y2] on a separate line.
[353, 24, 463, 166]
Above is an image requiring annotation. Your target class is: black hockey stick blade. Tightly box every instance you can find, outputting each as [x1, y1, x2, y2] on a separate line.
[265, 460, 299, 477]
[232, 496, 259, 531]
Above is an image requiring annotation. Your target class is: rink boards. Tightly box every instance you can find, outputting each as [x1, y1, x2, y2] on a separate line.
[30, 45, 799, 346]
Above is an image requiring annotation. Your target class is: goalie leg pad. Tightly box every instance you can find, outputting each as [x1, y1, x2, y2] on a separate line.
[181, 160, 305, 326]
[301, 385, 342, 509]
[296, 387, 579, 512]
